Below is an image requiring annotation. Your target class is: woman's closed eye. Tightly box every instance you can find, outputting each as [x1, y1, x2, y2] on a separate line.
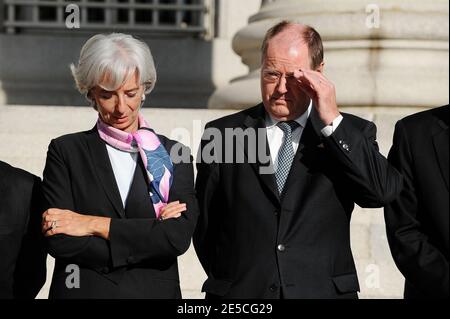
[99, 90, 114, 100]
[99, 91, 137, 99]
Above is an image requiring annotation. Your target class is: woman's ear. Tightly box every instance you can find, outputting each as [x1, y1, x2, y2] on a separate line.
[87, 89, 94, 101]
[87, 90, 98, 110]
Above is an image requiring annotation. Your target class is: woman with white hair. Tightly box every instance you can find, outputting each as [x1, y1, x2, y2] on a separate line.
[41, 33, 199, 299]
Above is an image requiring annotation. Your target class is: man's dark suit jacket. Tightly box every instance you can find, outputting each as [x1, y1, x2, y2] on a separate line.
[42, 128, 198, 299]
[0, 161, 47, 299]
[385, 105, 449, 299]
[194, 104, 402, 299]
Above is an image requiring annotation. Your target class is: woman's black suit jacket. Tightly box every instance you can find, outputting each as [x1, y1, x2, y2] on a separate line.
[42, 127, 199, 299]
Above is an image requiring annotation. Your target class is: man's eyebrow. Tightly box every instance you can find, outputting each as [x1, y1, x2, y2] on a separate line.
[263, 69, 279, 73]
[125, 87, 139, 92]
[263, 70, 295, 77]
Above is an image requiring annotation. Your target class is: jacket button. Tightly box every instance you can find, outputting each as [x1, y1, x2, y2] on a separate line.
[274, 210, 280, 216]
[343, 144, 350, 151]
[127, 256, 136, 264]
[269, 284, 278, 292]
[277, 244, 286, 252]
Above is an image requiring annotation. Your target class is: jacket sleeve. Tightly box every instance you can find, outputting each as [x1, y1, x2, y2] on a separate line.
[42, 139, 113, 271]
[0, 223, 18, 298]
[108, 147, 199, 269]
[13, 176, 47, 299]
[384, 121, 449, 298]
[192, 125, 222, 275]
[322, 116, 403, 207]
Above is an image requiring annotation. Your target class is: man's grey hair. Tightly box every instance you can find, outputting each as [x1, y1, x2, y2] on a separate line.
[70, 33, 157, 108]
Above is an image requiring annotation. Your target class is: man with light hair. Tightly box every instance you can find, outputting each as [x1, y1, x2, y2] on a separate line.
[194, 21, 402, 299]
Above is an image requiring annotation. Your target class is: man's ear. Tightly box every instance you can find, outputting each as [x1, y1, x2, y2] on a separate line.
[316, 62, 325, 73]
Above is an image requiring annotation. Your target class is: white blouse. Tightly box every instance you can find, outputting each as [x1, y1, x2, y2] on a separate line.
[106, 144, 138, 207]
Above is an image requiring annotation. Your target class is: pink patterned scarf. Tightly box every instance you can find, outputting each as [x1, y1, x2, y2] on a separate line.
[97, 114, 173, 218]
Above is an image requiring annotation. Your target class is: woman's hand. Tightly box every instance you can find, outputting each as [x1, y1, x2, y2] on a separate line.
[159, 201, 187, 220]
[42, 208, 111, 239]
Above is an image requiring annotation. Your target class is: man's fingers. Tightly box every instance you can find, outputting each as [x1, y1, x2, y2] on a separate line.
[295, 69, 329, 100]
[295, 71, 314, 89]
[293, 69, 302, 79]
[295, 77, 317, 99]
[299, 70, 319, 87]
[315, 72, 334, 89]
[315, 72, 327, 81]
[303, 69, 328, 84]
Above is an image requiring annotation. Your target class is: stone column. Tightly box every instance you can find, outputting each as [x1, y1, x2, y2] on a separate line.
[209, 0, 449, 109]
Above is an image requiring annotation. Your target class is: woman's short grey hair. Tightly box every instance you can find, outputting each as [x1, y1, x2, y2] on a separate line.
[70, 33, 157, 108]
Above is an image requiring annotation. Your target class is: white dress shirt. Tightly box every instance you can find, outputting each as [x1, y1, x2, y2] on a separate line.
[266, 100, 343, 169]
[106, 144, 138, 207]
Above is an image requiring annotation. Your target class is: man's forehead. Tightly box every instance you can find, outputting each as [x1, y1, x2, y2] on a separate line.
[263, 47, 309, 70]
[266, 39, 308, 59]
[263, 57, 302, 69]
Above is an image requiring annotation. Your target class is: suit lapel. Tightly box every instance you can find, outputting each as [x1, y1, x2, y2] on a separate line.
[0, 163, 7, 197]
[432, 116, 449, 191]
[243, 104, 280, 204]
[281, 107, 323, 202]
[0, 163, 10, 209]
[85, 128, 126, 218]
[125, 157, 157, 219]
